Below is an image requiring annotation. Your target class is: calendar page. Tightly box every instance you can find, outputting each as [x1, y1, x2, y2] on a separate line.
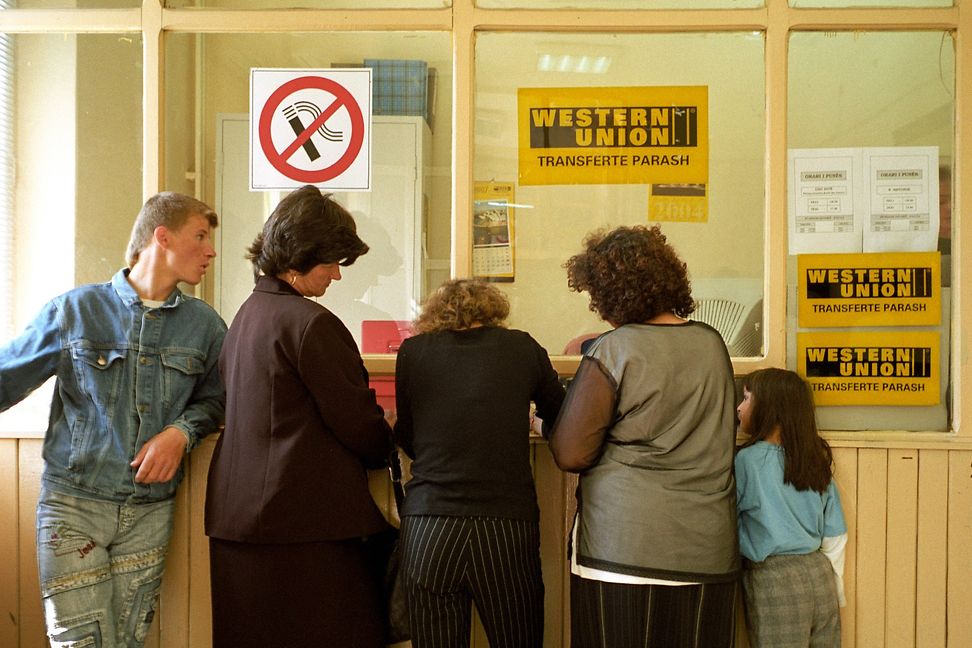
[473, 244, 513, 276]
[473, 182, 516, 281]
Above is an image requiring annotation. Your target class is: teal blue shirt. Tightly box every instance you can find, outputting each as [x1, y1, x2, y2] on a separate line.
[735, 441, 846, 562]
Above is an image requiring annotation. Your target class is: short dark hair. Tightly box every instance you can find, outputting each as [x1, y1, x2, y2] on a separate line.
[247, 185, 369, 277]
[126, 192, 217, 267]
[741, 368, 834, 494]
[564, 225, 694, 325]
[413, 279, 510, 333]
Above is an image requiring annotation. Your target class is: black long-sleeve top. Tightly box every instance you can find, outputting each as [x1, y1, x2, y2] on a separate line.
[394, 326, 565, 521]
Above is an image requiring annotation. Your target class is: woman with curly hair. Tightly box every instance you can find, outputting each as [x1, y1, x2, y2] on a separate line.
[549, 225, 739, 648]
[394, 278, 565, 648]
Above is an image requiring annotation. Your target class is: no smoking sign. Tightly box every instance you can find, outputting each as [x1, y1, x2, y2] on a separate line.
[250, 68, 372, 191]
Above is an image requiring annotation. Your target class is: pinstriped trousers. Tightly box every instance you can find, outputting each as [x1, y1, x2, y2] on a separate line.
[400, 515, 544, 648]
[569, 574, 736, 648]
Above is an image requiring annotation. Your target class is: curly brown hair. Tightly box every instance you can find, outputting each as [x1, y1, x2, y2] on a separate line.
[413, 279, 510, 334]
[565, 225, 694, 325]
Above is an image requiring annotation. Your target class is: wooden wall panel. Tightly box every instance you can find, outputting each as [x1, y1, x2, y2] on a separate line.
[833, 447, 858, 648]
[915, 450, 948, 648]
[855, 449, 888, 647]
[6, 442, 972, 647]
[562, 471, 578, 644]
[17, 440, 44, 648]
[946, 451, 972, 648]
[368, 465, 393, 521]
[156, 463, 192, 648]
[144, 614, 160, 647]
[0, 440, 19, 647]
[187, 439, 216, 648]
[535, 443, 567, 648]
[470, 607, 488, 647]
[885, 451, 918, 648]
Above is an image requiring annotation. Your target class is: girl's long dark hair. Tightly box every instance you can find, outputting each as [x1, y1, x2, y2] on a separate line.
[741, 368, 833, 493]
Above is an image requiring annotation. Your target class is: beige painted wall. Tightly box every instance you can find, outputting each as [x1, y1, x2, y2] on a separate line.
[75, 34, 143, 287]
[3, 35, 78, 435]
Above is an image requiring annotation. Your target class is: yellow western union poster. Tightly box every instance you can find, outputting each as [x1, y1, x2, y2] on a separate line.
[518, 86, 708, 186]
[798, 252, 940, 328]
[798, 331, 939, 406]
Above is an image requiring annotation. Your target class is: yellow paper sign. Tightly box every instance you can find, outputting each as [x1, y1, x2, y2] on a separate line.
[797, 331, 939, 406]
[518, 86, 708, 186]
[798, 252, 940, 328]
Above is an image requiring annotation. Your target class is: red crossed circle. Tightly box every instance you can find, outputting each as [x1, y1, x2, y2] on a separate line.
[258, 76, 365, 183]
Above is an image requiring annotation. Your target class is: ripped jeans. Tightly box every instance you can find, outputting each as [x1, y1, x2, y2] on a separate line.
[35, 487, 174, 648]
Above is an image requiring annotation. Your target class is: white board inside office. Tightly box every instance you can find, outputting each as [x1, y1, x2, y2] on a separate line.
[215, 113, 429, 348]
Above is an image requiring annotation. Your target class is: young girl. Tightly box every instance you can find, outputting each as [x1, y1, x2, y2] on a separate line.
[736, 368, 847, 648]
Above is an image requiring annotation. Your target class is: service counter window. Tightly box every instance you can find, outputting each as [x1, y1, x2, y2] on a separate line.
[6, 0, 141, 9]
[165, 0, 449, 8]
[0, 32, 143, 434]
[166, 32, 453, 351]
[473, 31, 766, 358]
[787, 31, 954, 431]
[477, 1, 763, 8]
[790, 0, 949, 6]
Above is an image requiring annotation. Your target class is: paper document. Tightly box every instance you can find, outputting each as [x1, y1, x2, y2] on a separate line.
[862, 147, 938, 252]
[788, 149, 863, 254]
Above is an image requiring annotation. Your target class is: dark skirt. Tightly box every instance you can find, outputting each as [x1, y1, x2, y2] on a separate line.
[209, 536, 385, 648]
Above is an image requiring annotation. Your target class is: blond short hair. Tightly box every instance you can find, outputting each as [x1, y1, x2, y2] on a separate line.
[413, 279, 510, 334]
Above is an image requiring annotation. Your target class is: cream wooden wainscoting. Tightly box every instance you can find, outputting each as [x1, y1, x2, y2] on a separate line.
[2, 436, 972, 648]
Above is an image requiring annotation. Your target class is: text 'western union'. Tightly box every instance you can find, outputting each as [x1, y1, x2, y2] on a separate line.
[805, 347, 932, 378]
[529, 106, 698, 149]
[805, 267, 933, 299]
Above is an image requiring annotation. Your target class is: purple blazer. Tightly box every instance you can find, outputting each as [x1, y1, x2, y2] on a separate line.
[205, 276, 392, 543]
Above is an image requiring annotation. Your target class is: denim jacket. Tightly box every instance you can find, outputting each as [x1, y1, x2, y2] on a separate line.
[0, 269, 227, 503]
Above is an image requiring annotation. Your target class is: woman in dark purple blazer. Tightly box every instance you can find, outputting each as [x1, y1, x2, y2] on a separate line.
[205, 185, 393, 648]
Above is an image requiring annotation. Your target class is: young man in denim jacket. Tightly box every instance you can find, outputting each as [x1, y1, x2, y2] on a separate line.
[0, 192, 227, 647]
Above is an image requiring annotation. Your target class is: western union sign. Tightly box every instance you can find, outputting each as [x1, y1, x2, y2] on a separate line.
[798, 331, 939, 406]
[528, 106, 699, 148]
[798, 252, 940, 327]
[518, 86, 708, 186]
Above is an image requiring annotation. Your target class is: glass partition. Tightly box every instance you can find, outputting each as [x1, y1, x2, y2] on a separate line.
[0, 32, 142, 432]
[165, 0, 449, 9]
[477, 0, 762, 8]
[788, 31, 954, 430]
[7, 0, 140, 9]
[474, 31, 766, 357]
[790, 0, 948, 6]
[164, 32, 452, 348]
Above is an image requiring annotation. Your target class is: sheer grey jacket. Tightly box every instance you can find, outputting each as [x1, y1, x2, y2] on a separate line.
[549, 322, 740, 583]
